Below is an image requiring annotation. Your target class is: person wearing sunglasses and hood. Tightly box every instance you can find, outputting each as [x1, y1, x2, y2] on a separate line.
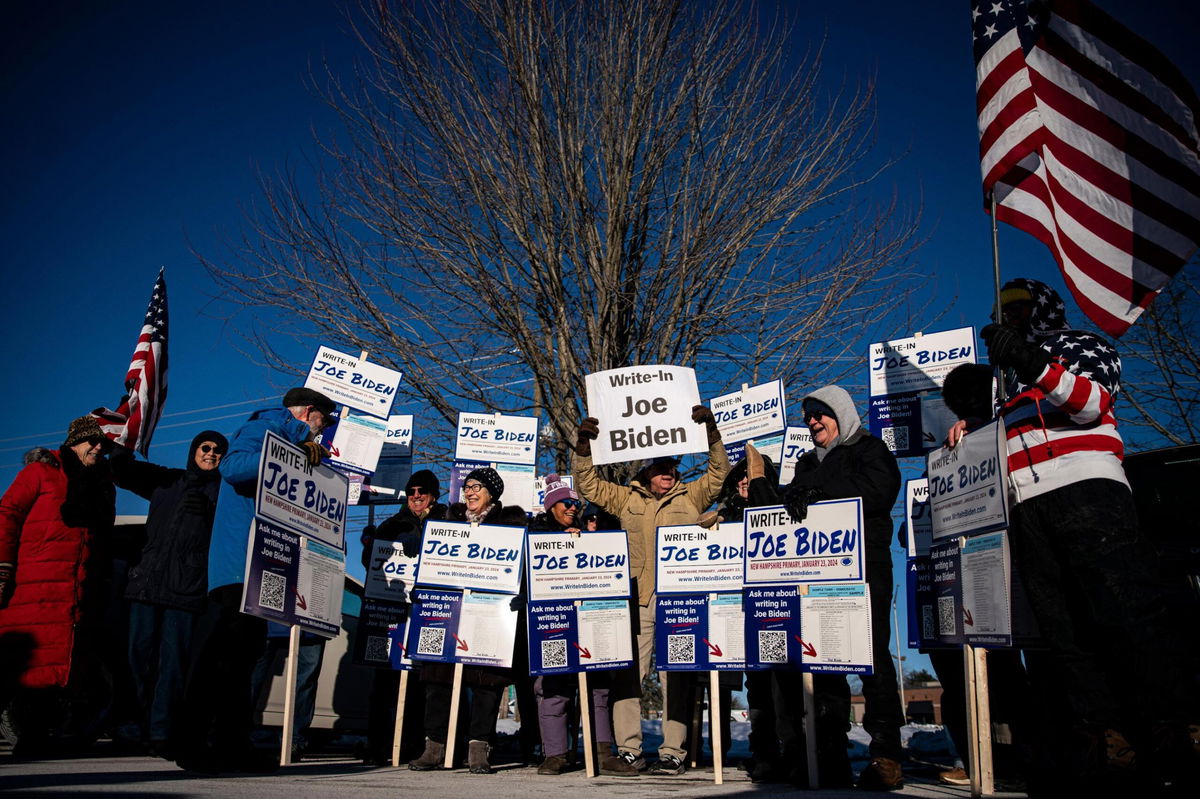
[744, 385, 903, 790]
[111, 430, 229, 758]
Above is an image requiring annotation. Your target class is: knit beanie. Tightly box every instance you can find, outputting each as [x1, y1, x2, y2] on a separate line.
[465, 467, 504, 501]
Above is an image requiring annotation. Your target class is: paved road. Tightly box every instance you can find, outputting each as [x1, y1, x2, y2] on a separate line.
[1, 751, 1028, 798]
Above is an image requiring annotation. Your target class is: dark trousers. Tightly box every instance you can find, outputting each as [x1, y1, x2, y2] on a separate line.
[1009, 478, 1197, 731]
[746, 669, 805, 762]
[250, 635, 326, 747]
[128, 601, 198, 743]
[176, 584, 266, 759]
[367, 667, 427, 759]
[424, 680, 505, 744]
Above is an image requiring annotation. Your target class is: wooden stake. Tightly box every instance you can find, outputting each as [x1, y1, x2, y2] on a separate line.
[709, 671, 723, 785]
[444, 662, 465, 769]
[803, 672, 819, 790]
[391, 670, 410, 767]
[579, 672, 596, 777]
[279, 613, 301, 765]
[975, 647, 994, 795]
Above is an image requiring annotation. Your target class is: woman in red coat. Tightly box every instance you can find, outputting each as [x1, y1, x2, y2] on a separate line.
[0, 415, 115, 750]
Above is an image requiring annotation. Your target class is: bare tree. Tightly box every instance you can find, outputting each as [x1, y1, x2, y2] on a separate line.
[207, 0, 925, 472]
[1117, 264, 1200, 447]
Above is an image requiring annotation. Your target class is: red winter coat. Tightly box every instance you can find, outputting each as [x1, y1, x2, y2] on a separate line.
[0, 450, 105, 688]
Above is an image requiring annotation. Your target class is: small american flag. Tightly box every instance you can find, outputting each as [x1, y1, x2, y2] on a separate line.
[93, 269, 169, 456]
[972, 0, 1200, 337]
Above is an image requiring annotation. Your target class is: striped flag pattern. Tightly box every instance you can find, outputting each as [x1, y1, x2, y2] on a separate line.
[93, 269, 169, 456]
[973, 0, 1200, 337]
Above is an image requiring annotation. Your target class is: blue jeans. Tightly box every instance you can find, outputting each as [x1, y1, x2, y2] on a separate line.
[128, 601, 198, 742]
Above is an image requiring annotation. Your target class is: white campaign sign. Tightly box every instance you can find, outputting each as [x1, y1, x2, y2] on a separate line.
[706, 593, 746, 666]
[295, 539, 346, 639]
[328, 411, 388, 475]
[304, 345, 403, 418]
[494, 462, 537, 512]
[777, 426, 814, 486]
[416, 520, 526, 594]
[577, 600, 634, 666]
[799, 583, 874, 673]
[710, 380, 786, 443]
[384, 414, 413, 452]
[526, 530, 631, 601]
[457, 590, 519, 668]
[743, 499, 864, 585]
[454, 412, 539, 466]
[255, 431, 349, 550]
[365, 539, 419, 602]
[868, 327, 977, 397]
[960, 531, 1012, 643]
[584, 365, 706, 465]
[656, 523, 745, 594]
[927, 420, 1009, 540]
[905, 478, 933, 558]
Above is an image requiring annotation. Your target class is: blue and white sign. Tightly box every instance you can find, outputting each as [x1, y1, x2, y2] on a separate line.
[867, 394, 922, 458]
[365, 539, 419, 602]
[724, 433, 784, 468]
[777, 426, 814, 486]
[242, 519, 301, 624]
[905, 478, 933, 558]
[905, 557, 934, 649]
[527, 598, 634, 675]
[405, 587, 519, 668]
[405, 588, 463, 663]
[656, 523, 745, 594]
[294, 538, 344, 638]
[527, 530, 630, 601]
[960, 531, 1012, 647]
[584, 365, 706, 466]
[930, 539, 964, 646]
[655, 593, 745, 671]
[868, 326, 977, 397]
[799, 583, 874, 675]
[454, 412, 539, 466]
[927, 420, 1008, 540]
[255, 431, 348, 550]
[710, 380, 786, 444]
[416, 520, 526, 595]
[352, 597, 411, 669]
[327, 410, 389, 476]
[743, 585, 803, 670]
[742, 499, 864, 585]
[304, 345, 403, 418]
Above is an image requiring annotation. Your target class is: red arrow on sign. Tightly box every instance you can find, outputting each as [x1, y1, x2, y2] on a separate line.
[793, 635, 817, 658]
[963, 608, 974, 627]
[452, 634, 469, 652]
[703, 638, 723, 657]
[329, 444, 341, 458]
[573, 642, 592, 659]
[295, 590, 307, 611]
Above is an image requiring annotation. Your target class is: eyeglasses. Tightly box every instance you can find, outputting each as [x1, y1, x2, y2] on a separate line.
[462, 482, 485, 494]
[199, 444, 223, 454]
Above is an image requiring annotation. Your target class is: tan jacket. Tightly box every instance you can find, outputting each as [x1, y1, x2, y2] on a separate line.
[572, 438, 731, 606]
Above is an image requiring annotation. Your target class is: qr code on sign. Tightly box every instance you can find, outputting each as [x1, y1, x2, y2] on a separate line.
[258, 570, 286, 612]
[417, 627, 447, 656]
[364, 635, 391, 663]
[938, 596, 956, 636]
[666, 634, 695, 664]
[541, 639, 568, 669]
[758, 630, 787, 663]
[922, 605, 936, 641]
[880, 426, 909, 453]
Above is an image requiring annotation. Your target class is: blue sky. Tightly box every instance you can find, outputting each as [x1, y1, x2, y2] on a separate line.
[4, 1, 1196, 675]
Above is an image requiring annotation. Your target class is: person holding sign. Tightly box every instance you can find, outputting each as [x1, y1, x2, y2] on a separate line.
[176, 387, 335, 774]
[528, 475, 636, 777]
[746, 385, 903, 791]
[410, 467, 529, 776]
[573, 405, 729, 776]
[960, 279, 1200, 790]
[360, 469, 447, 766]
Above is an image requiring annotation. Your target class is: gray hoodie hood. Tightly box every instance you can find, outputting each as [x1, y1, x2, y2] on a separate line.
[802, 385, 863, 461]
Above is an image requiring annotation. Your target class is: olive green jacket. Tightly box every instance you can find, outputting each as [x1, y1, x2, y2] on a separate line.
[572, 438, 730, 606]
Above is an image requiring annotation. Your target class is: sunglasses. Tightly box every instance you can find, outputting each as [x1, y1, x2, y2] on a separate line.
[199, 444, 224, 454]
[558, 499, 582, 509]
[408, 486, 432, 496]
[803, 409, 828, 422]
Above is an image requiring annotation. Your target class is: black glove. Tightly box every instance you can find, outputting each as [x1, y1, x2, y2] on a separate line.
[784, 486, 824, 524]
[981, 323, 1051, 386]
[180, 490, 210, 516]
[300, 440, 329, 466]
[692, 405, 720, 444]
[509, 594, 527, 612]
[0, 563, 13, 610]
[400, 535, 420, 558]
[576, 417, 599, 456]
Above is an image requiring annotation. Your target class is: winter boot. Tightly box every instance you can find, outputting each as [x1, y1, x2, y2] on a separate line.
[408, 738, 445, 771]
[596, 741, 638, 776]
[467, 739, 492, 774]
[537, 754, 569, 775]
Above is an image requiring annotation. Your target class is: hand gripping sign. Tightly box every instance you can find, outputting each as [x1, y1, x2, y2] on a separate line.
[742, 499, 865, 586]
[584, 365, 707, 465]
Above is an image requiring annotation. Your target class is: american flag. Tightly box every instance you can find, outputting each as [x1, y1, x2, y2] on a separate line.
[972, 0, 1200, 337]
[92, 269, 169, 456]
